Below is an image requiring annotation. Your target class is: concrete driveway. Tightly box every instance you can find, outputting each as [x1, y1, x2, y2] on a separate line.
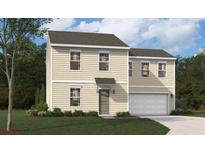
[142, 116, 205, 135]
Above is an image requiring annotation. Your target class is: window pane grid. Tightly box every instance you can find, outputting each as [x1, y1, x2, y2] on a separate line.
[142, 70, 149, 77]
[141, 63, 149, 77]
[99, 62, 109, 70]
[159, 63, 166, 71]
[99, 52, 109, 71]
[70, 52, 80, 60]
[99, 53, 109, 62]
[158, 63, 166, 77]
[70, 52, 80, 70]
[70, 88, 80, 106]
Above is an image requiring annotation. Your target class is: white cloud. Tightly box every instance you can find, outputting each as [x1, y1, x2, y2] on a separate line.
[44, 18, 204, 53]
[43, 18, 75, 30]
[71, 21, 101, 32]
[141, 19, 201, 53]
[70, 18, 203, 53]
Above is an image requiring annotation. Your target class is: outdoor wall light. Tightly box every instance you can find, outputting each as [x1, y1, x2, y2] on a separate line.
[113, 89, 115, 94]
[170, 94, 173, 97]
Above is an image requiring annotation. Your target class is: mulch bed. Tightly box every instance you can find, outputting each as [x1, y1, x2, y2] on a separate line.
[0, 129, 20, 135]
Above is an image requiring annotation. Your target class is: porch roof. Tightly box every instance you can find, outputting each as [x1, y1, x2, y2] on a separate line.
[95, 78, 116, 85]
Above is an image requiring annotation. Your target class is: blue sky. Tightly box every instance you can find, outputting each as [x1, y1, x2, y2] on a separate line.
[41, 18, 205, 57]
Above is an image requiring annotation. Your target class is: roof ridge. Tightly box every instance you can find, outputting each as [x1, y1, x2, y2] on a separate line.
[48, 30, 114, 36]
[131, 48, 164, 51]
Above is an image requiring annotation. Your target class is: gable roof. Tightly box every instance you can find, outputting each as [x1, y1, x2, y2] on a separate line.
[48, 31, 128, 47]
[129, 48, 175, 58]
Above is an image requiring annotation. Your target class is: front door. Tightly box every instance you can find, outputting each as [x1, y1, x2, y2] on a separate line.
[99, 90, 109, 115]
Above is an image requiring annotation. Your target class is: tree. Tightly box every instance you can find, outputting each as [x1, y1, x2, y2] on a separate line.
[39, 84, 46, 103]
[14, 43, 47, 108]
[176, 53, 205, 110]
[35, 88, 40, 104]
[0, 18, 51, 131]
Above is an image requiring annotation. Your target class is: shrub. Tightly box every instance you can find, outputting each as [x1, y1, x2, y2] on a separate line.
[116, 112, 130, 117]
[26, 109, 32, 116]
[30, 102, 48, 112]
[64, 111, 73, 117]
[45, 111, 53, 117]
[52, 108, 63, 117]
[26, 109, 38, 117]
[52, 111, 64, 117]
[86, 111, 98, 117]
[183, 109, 193, 114]
[37, 111, 47, 117]
[53, 107, 61, 113]
[171, 108, 193, 115]
[73, 110, 85, 116]
[189, 96, 203, 110]
[171, 109, 184, 115]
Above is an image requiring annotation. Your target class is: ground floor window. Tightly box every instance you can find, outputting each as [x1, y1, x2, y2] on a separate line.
[70, 88, 80, 106]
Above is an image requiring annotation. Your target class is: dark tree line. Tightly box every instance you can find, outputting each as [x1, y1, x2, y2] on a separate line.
[176, 50, 205, 110]
[0, 42, 46, 109]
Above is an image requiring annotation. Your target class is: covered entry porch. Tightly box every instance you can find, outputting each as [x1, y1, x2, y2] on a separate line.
[95, 78, 116, 115]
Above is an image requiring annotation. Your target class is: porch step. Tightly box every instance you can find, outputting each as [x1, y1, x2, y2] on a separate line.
[99, 115, 115, 119]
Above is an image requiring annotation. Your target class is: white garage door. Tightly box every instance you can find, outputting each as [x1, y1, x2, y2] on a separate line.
[129, 93, 168, 115]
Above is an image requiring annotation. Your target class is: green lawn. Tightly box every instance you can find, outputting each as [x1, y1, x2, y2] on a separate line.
[0, 110, 169, 135]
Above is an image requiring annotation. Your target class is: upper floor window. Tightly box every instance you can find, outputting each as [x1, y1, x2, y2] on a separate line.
[70, 51, 80, 70]
[99, 51, 109, 71]
[158, 63, 166, 77]
[129, 61, 132, 77]
[70, 88, 80, 106]
[141, 62, 149, 77]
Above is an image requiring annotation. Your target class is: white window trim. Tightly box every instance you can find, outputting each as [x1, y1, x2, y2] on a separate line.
[141, 61, 150, 77]
[98, 50, 110, 71]
[69, 49, 81, 71]
[129, 60, 132, 77]
[158, 62, 167, 78]
[70, 87, 81, 107]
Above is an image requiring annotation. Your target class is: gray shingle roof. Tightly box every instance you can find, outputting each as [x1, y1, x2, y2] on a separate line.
[129, 48, 175, 58]
[48, 31, 128, 47]
[95, 78, 116, 84]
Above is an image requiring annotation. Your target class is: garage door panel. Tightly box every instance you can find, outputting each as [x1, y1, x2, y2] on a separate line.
[129, 93, 168, 115]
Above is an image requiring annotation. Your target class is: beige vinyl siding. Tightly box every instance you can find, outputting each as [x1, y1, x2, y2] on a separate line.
[52, 82, 128, 115]
[109, 83, 128, 115]
[129, 58, 175, 113]
[52, 47, 128, 82]
[129, 59, 175, 87]
[51, 46, 128, 115]
[52, 83, 98, 112]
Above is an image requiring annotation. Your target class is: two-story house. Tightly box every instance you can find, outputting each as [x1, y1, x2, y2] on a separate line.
[46, 31, 176, 116]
